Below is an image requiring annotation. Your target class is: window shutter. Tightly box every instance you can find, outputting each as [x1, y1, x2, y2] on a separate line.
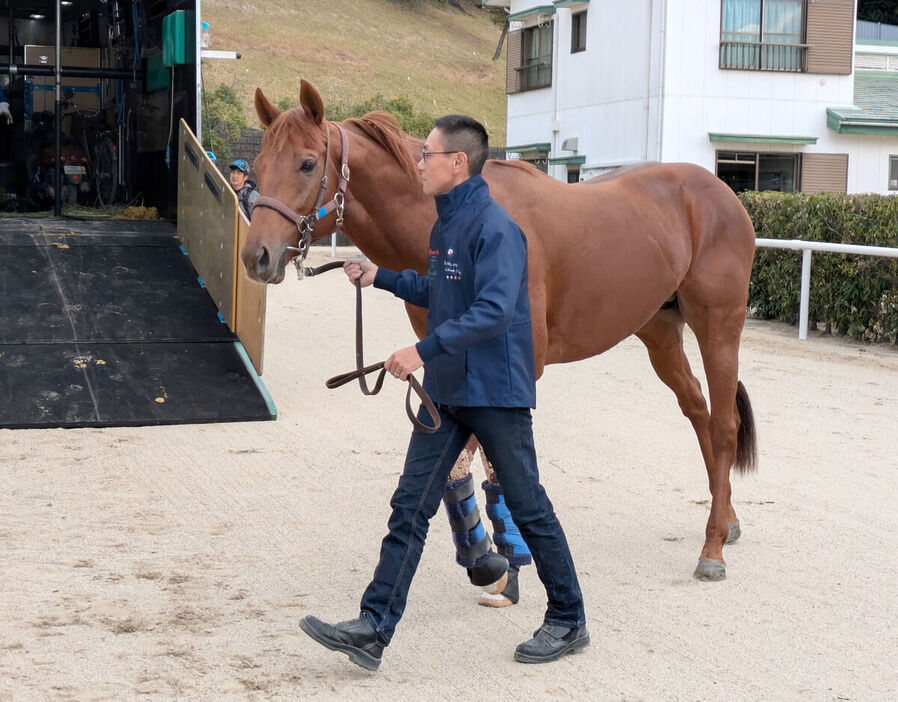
[806, 0, 854, 75]
[507, 29, 522, 94]
[801, 153, 848, 193]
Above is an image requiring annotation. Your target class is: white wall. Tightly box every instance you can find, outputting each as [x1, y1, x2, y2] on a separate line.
[505, 0, 555, 155]
[658, 0, 898, 194]
[844, 135, 898, 193]
[506, 0, 663, 180]
[554, 0, 658, 175]
[506, 0, 898, 193]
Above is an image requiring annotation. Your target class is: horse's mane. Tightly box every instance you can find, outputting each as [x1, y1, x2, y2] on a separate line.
[264, 108, 324, 153]
[263, 109, 418, 183]
[486, 159, 540, 176]
[344, 111, 419, 182]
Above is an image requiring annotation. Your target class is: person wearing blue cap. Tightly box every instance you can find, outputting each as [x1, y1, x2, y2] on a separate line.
[229, 159, 259, 220]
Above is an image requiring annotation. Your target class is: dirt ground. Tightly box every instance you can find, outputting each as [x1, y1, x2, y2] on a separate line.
[2, 247, 896, 701]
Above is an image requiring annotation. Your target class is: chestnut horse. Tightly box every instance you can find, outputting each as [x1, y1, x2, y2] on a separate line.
[241, 80, 757, 581]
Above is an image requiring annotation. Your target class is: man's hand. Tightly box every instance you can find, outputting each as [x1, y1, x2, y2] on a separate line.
[343, 259, 378, 287]
[384, 346, 423, 381]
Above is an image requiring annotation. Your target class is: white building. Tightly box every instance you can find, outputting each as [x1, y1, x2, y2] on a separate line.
[486, 0, 898, 194]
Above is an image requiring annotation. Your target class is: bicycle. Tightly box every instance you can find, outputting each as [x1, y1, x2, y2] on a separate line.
[65, 93, 119, 206]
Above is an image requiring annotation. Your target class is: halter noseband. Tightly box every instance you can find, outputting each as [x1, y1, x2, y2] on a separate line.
[253, 121, 351, 279]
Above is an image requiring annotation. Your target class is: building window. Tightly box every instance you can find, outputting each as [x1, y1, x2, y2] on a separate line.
[890, 156, 898, 190]
[567, 167, 580, 183]
[720, 0, 807, 72]
[519, 23, 553, 91]
[571, 12, 587, 53]
[716, 151, 799, 193]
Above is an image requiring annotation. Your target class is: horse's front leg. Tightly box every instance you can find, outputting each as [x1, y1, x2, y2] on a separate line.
[442, 436, 509, 596]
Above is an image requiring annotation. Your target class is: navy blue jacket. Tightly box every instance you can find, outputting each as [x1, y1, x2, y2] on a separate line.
[374, 174, 536, 408]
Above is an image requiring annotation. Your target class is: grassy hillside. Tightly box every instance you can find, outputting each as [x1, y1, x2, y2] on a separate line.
[200, 0, 509, 143]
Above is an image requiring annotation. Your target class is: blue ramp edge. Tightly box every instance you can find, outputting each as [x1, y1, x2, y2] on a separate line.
[234, 341, 277, 420]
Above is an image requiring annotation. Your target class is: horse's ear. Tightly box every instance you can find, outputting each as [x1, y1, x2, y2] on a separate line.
[255, 88, 281, 128]
[299, 79, 325, 125]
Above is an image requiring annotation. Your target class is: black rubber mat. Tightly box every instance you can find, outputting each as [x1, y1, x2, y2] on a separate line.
[0, 218, 274, 428]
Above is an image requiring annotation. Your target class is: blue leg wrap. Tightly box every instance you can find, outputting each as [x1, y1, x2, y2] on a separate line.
[443, 474, 493, 568]
[482, 480, 532, 567]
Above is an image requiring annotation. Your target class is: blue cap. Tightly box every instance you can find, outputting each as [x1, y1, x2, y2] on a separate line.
[229, 159, 249, 173]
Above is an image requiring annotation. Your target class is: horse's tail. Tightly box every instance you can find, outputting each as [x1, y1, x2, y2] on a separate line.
[734, 380, 758, 474]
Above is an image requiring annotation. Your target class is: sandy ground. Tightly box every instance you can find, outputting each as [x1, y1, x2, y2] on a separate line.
[1, 246, 896, 701]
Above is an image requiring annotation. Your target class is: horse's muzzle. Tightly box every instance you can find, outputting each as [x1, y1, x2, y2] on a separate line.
[241, 242, 288, 284]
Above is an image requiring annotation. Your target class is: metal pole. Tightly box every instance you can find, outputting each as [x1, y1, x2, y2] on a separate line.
[54, 0, 62, 218]
[195, 0, 203, 144]
[0, 64, 142, 79]
[8, 4, 13, 66]
[798, 248, 812, 341]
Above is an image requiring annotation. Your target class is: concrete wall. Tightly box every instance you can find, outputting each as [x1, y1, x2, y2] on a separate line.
[506, 0, 663, 181]
[505, 0, 898, 193]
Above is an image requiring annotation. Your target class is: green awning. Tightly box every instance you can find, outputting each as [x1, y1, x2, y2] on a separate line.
[505, 142, 551, 153]
[548, 155, 586, 165]
[554, 0, 589, 7]
[508, 6, 556, 22]
[709, 132, 818, 145]
[826, 108, 898, 135]
[826, 72, 898, 135]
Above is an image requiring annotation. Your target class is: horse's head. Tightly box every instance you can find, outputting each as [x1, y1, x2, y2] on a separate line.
[241, 80, 332, 284]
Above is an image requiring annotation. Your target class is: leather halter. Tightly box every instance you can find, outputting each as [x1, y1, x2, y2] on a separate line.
[253, 121, 351, 278]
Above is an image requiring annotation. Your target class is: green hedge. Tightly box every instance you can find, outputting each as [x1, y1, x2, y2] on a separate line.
[738, 191, 898, 344]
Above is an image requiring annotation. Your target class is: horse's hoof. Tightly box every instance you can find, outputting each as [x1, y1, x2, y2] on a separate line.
[726, 521, 742, 544]
[693, 557, 726, 581]
[479, 564, 519, 607]
[478, 591, 516, 608]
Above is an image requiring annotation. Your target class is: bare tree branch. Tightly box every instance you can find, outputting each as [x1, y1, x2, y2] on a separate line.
[492, 21, 508, 61]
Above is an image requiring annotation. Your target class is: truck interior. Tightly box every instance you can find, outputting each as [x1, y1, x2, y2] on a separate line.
[0, 0, 199, 218]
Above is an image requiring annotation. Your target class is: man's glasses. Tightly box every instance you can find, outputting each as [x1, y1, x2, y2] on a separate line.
[421, 148, 460, 162]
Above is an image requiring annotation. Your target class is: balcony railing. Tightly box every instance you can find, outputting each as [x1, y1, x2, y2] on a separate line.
[516, 60, 552, 91]
[719, 41, 808, 72]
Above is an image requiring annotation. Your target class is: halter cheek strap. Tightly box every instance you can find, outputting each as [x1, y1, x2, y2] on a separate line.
[252, 122, 351, 278]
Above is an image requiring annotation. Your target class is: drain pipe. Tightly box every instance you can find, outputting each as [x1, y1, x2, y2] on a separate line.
[656, 0, 667, 162]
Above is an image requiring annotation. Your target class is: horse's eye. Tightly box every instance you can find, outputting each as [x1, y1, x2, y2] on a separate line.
[300, 160, 316, 173]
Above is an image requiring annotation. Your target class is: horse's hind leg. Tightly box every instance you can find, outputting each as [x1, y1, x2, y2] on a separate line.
[681, 302, 748, 581]
[636, 311, 741, 573]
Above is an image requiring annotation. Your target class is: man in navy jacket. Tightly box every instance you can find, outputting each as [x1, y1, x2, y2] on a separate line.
[300, 115, 587, 670]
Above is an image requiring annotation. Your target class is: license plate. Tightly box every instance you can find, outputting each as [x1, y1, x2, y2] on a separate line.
[64, 165, 86, 175]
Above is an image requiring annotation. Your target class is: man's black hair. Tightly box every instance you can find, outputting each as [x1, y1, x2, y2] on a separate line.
[433, 114, 489, 176]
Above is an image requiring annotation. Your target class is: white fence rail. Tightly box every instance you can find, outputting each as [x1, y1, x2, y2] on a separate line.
[754, 238, 898, 340]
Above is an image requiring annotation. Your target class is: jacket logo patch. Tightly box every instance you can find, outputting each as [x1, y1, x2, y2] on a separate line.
[443, 260, 461, 281]
[447, 248, 454, 257]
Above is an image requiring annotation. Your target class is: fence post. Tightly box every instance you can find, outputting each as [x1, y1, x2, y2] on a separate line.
[799, 248, 812, 340]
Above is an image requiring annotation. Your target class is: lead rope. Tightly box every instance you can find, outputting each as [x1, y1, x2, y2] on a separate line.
[308, 263, 440, 434]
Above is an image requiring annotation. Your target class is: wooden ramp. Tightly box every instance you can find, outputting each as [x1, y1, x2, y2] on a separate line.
[0, 148, 275, 428]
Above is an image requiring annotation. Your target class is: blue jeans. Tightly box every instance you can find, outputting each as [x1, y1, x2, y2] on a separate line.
[360, 404, 586, 644]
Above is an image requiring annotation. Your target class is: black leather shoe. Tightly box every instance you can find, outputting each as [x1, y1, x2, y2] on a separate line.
[514, 623, 590, 663]
[299, 615, 385, 671]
